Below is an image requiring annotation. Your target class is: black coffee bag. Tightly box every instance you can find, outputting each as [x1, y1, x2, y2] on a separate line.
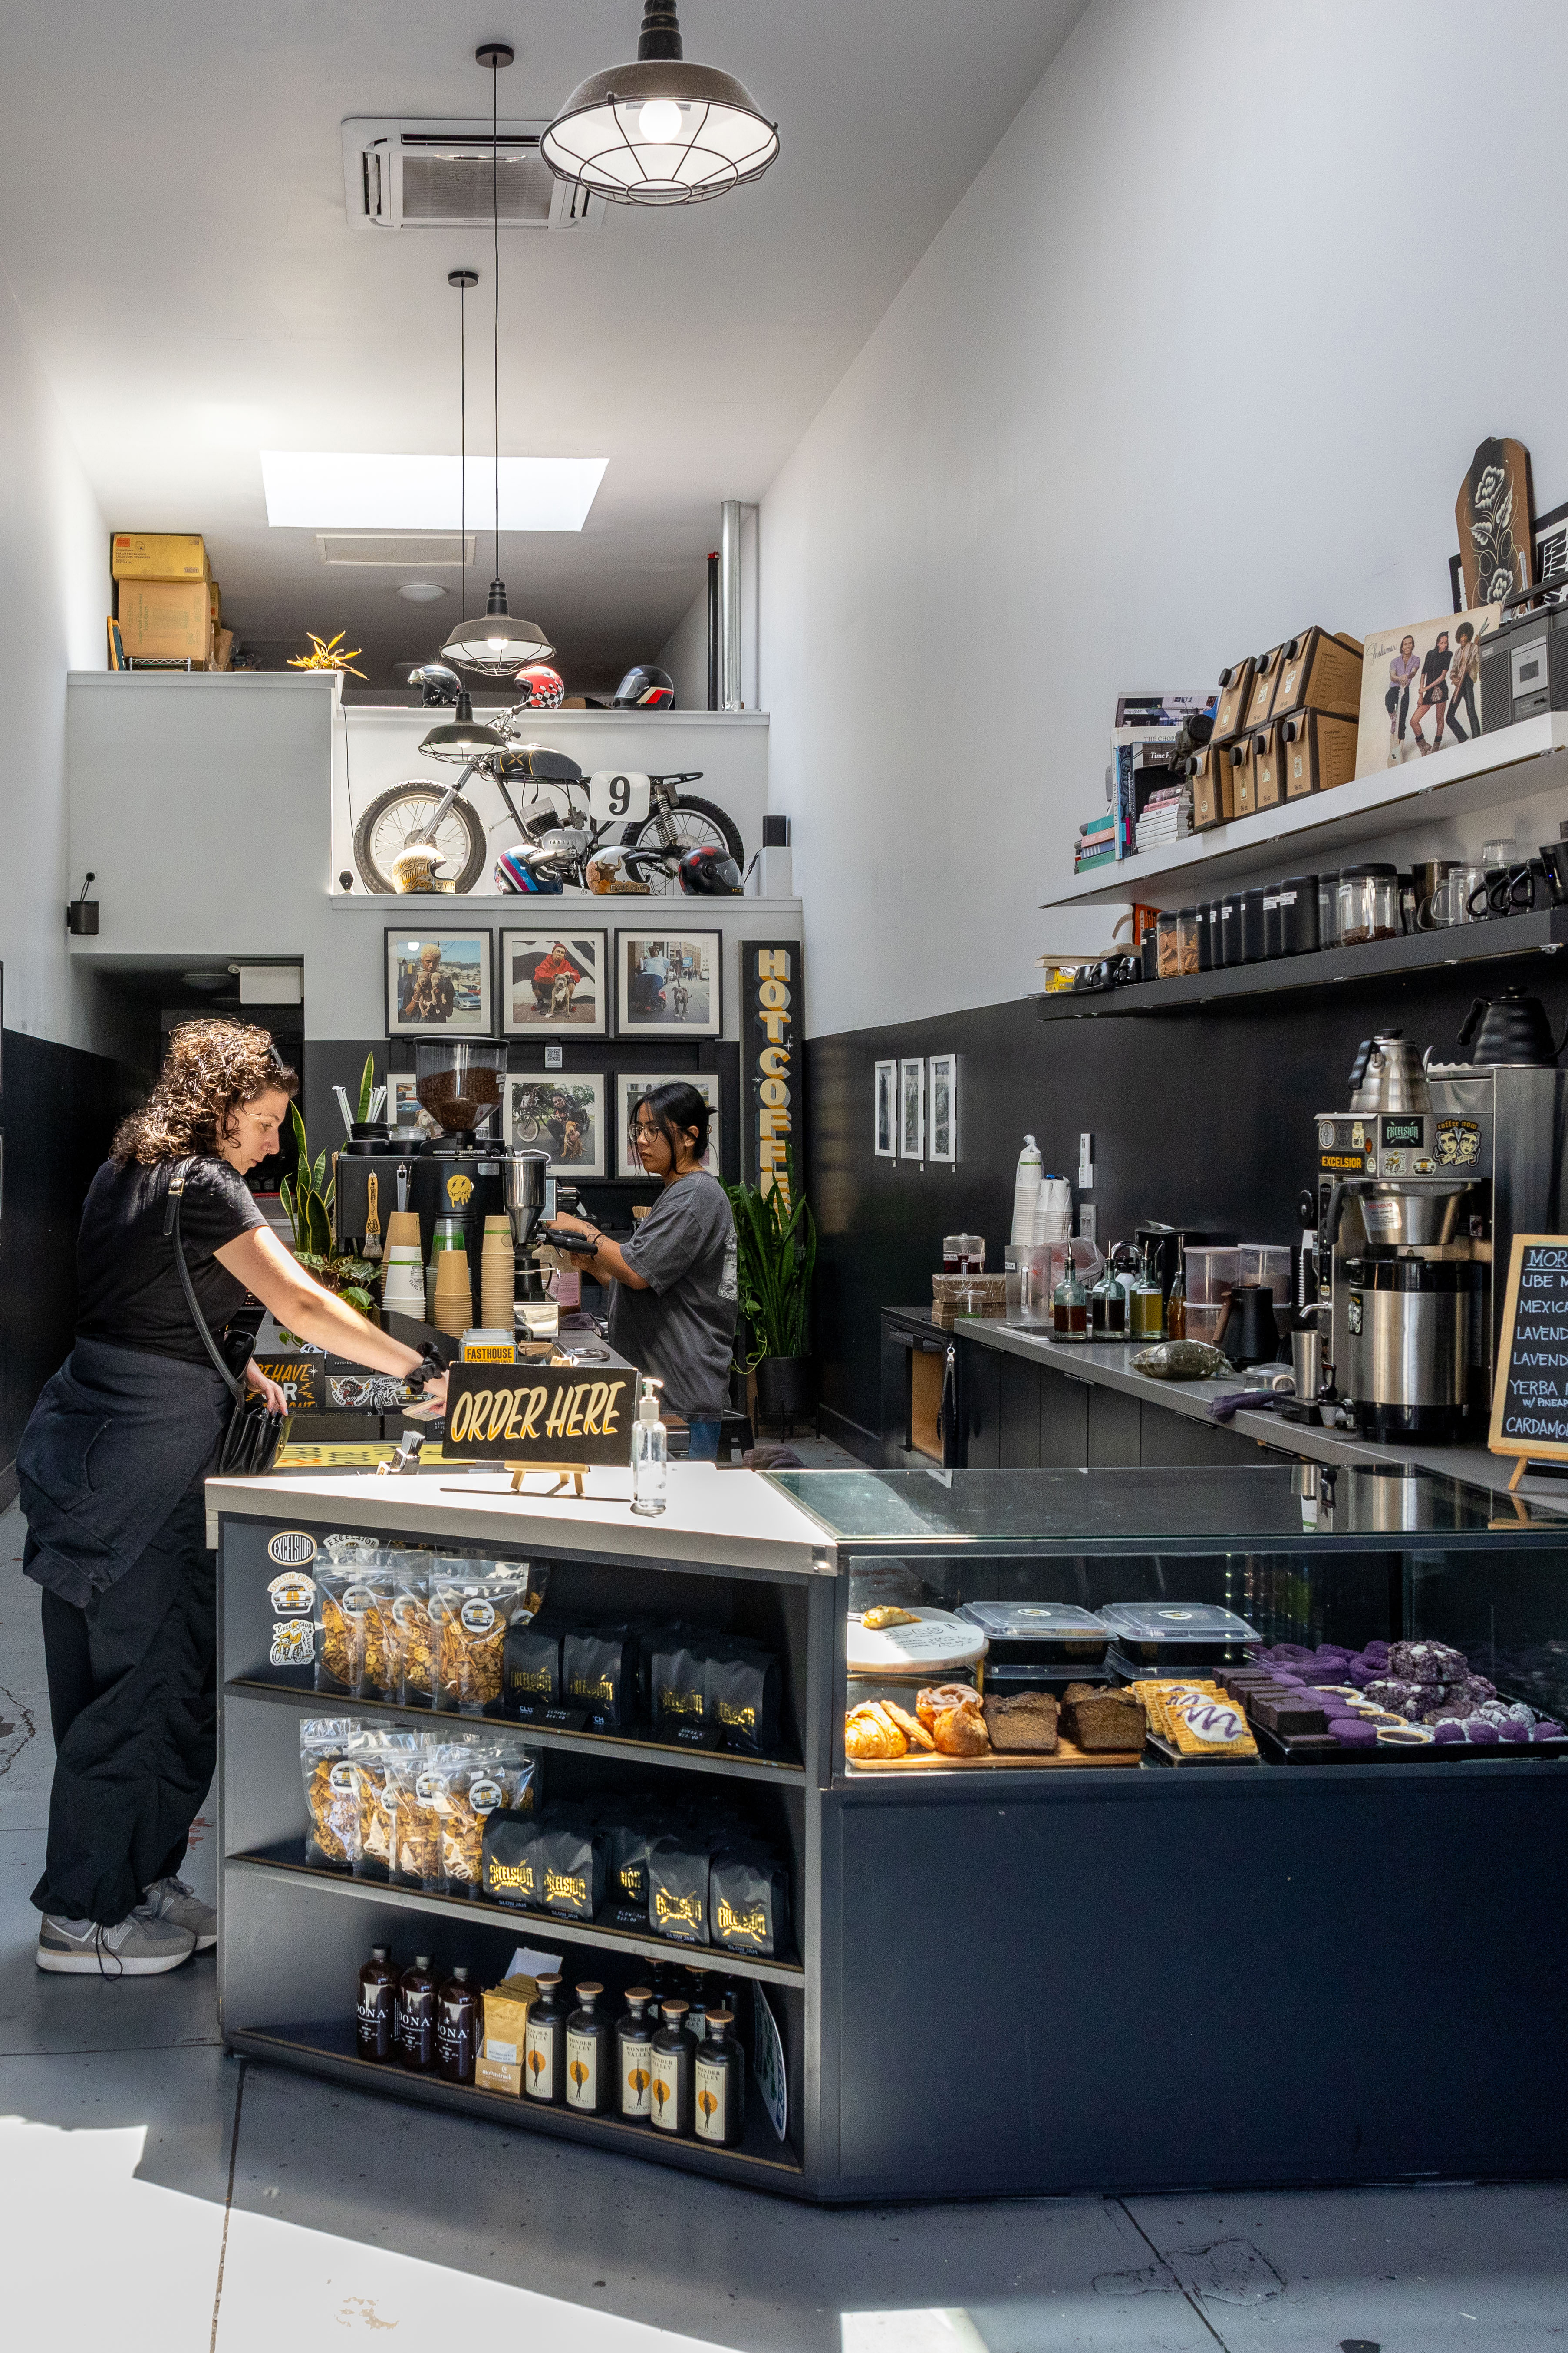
[649, 1637, 709, 1739]
[705, 1638, 781, 1757]
[648, 1832, 711, 1945]
[561, 1625, 639, 1730]
[481, 1808, 542, 1909]
[504, 1621, 562, 1716]
[712, 1846, 790, 1958]
[532, 1812, 606, 1921]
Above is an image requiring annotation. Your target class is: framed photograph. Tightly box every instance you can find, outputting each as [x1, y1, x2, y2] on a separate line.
[899, 1057, 925, 1162]
[390, 1073, 440, 1141]
[385, 930, 492, 1037]
[616, 1071, 721, 1178]
[505, 1073, 606, 1178]
[873, 1059, 896, 1158]
[615, 929, 721, 1038]
[928, 1053, 956, 1163]
[500, 928, 607, 1036]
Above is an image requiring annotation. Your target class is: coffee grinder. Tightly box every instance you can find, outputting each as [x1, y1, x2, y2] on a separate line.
[502, 1147, 553, 1327]
[408, 1040, 508, 1329]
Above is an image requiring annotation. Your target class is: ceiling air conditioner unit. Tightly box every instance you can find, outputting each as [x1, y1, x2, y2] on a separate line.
[342, 119, 604, 231]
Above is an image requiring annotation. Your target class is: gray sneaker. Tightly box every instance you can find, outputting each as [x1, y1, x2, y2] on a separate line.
[37, 1904, 197, 1976]
[143, 1875, 217, 1951]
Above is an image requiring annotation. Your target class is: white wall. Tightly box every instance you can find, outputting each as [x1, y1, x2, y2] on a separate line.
[0, 258, 106, 1045]
[659, 586, 710, 713]
[759, 0, 1568, 1039]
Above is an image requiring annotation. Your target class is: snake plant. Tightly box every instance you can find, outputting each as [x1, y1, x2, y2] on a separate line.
[725, 1147, 817, 1367]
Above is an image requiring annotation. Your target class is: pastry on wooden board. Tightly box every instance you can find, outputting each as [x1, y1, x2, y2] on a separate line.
[845, 1701, 907, 1761]
[916, 1682, 978, 1733]
[881, 1698, 935, 1751]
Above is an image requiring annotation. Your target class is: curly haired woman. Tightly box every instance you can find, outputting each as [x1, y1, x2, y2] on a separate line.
[18, 1020, 448, 1978]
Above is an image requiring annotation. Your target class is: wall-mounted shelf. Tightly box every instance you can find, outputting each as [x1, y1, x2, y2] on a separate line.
[1044, 712, 1568, 911]
[1036, 906, 1568, 1019]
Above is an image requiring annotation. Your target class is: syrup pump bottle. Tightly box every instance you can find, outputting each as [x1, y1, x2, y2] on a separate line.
[565, 1981, 614, 2113]
[524, 1971, 566, 2104]
[694, 2009, 747, 2146]
[618, 1987, 656, 2121]
[631, 1375, 668, 1515]
[650, 1998, 696, 2135]
[435, 1963, 478, 2085]
[356, 1944, 396, 2063]
[397, 1952, 437, 2072]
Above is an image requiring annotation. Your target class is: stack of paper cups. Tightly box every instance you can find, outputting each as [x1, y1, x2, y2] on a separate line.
[432, 1246, 472, 1338]
[379, 1211, 426, 1320]
[480, 1214, 516, 1333]
[1031, 1176, 1073, 1245]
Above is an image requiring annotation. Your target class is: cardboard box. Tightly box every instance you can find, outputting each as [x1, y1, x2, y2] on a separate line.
[1212, 657, 1256, 743]
[1272, 627, 1363, 723]
[110, 532, 208, 582]
[208, 581, 222, 627]
[1243, 644, 1288, 731]
[1189, 741, 1234, 831]
[117, 578, 211, 663]
[212, 627, 234, 672]
[476, 1973, 537, 2096]
[1229, 734, 1258, 818]
[1282, 708, 1358, 799]
[1253, 721, 1286, 809]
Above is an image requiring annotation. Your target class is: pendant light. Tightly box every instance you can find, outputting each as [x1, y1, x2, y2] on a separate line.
[542, 1, 779, 208]
[440, 41, 555, 677]
[418, 686, 506, 763]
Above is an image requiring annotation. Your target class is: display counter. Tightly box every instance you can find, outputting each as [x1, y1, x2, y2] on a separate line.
[213, 1461, 1568, 2200]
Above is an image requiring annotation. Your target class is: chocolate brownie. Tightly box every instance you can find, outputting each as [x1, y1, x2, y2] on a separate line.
[981, 1690, 1059, 1754]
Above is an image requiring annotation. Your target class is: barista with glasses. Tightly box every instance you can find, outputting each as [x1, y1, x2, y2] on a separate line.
[551, 1082, 738, 1459]
[20, 1021, 448, 1979]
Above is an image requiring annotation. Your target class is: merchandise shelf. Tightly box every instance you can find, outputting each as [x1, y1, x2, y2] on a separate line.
[1044, 710, 1568, 911]
[226, 1676, 807, 1784]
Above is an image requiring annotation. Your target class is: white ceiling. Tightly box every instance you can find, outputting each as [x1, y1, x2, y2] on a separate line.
[0, 0, 1087, 693]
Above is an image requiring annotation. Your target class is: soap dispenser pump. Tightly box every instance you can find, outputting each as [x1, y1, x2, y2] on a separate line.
[631, 1375, 667, 1516]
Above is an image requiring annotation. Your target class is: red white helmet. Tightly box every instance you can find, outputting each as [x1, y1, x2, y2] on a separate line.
[514, 663, 564, 708]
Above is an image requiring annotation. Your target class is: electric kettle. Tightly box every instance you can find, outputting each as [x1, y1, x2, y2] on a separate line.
[1456, 987, 1560, 1067]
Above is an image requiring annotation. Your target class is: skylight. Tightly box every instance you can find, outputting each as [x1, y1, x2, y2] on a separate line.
[260, 452, 607, 532]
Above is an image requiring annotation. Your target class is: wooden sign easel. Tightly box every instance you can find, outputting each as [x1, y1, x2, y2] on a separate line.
[440, 1360, 639, 1503]
[505, 1462, 591, 1498]
[1487, 1234, 1568, 1489]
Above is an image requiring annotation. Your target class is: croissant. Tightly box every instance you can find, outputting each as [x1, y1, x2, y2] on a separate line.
[845, 1702, 907, 1761]
[917, 1683, 978, 1733]
[882, 1698, 935, 1751]
[931, 1701, 989, 1757]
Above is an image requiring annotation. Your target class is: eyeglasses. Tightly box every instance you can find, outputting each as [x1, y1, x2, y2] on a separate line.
[632, 1123, 660, 1142]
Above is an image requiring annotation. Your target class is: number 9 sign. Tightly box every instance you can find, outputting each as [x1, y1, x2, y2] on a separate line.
[587, 769, 652, 825]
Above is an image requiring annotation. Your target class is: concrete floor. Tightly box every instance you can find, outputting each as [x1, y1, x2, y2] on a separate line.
[3, 1496, 1566, 2352]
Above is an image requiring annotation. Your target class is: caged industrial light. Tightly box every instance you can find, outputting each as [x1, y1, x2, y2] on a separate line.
[440, 42, 555, 677]
[541, 1, 778, 209]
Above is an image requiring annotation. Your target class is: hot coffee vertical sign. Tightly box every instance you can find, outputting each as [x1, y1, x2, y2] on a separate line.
[742, 940, 803, 1202]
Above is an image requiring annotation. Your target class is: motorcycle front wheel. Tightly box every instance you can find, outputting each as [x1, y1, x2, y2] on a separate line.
[625, 794, 744, 894]
[352, 782, 488, 895]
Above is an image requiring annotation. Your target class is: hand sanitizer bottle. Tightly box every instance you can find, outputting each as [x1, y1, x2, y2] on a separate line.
[631, 1375, 668, 1516]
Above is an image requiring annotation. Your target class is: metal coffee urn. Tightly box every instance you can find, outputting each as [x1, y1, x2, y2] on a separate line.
[1315, 1034, 1568, 1439]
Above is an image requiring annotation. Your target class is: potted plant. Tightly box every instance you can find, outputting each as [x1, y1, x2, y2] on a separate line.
[725, 1147, 817, 1434]
[279, 1100, 378, 1317]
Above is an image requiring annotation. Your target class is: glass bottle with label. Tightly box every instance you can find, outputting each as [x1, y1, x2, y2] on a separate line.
[649, 1956, 682, 2006]
[524, 1971, 567, 2104]
[1166, 1245, 1187, 1343]
[694, 2010, 746, 2147]
[356, 1944, 396, 2063]
[565, 1981, 613, 2114]
[618, 1987, 656, 2121]
[396, 1953, 437, 2072]
[650, 1998, 696, 2135]
[1051, 1260, 1088, 1341]
[1089, 1264, 1127, 1340]
[435, 1963, 478, 2085]
[683, 1963, 713, 2039]
[1128, 1253, 1164, 1341]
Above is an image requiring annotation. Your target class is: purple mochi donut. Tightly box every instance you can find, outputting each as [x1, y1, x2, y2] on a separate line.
[1433, 1721, 1467, 1744]
[1533, 1722, 1563, 1741]
[1498, 1720, 1528, 1743]
[1465, 1719, 1500, 1745]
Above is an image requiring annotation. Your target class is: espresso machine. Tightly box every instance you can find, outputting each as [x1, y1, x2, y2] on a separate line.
[1315, 1036, 1568, 1439]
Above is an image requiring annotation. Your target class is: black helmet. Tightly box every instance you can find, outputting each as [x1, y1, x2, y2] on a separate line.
[611, 664, 674, 710]
[679, 846, 742, 895]
[405, 661, 462, 706]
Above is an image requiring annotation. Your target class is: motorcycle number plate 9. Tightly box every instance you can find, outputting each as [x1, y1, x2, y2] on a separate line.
[587, 770, 652, 825]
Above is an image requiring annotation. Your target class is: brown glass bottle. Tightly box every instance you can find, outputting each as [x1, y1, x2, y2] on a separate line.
[356, 1944, 396, 2063]
[524, 1971, 566, 2104]
[694, 2010, 746, 2147]
[618, 1988, 655, 2121]
[396, 1952, 437, 2072]
[565, 1981, 614, 2114]
[650, 1998, 696, 2135]
[435, 1964, 478, 2085]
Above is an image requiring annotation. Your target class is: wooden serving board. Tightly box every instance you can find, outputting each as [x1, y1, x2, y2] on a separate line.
[848, 1733, 1141, 1772]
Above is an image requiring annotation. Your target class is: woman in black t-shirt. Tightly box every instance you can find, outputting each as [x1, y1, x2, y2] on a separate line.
[19, 1020, 449, 1980]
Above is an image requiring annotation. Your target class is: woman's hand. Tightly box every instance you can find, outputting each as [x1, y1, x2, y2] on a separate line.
[246, 1361, 290, 1416]
[549, 1212, 596, 1243]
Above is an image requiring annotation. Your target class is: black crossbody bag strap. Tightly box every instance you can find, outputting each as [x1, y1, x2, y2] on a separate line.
[164, 1162, 244, 1397]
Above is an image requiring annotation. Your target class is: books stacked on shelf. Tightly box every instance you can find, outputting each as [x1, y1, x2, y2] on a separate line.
[1107, 691, 1217, 862]
[1075, 810, 1117, 873]
[1134, 783, 1193, 855]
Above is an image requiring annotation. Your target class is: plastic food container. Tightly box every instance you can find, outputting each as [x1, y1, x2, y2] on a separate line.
[1317, 872, 1342, 950]
[1182, 1301, 1226, 1346]
[958, 1602, 1109, 1663]
[1235, 1244, 1291, 1303]
[1337, 865, 1401, 946]
[1176, 908, 1200, 975]
[1156, 911, 1179, 979]
[1185, 1246, 1240, 1305]
[1097, 1601, 1262, 1676]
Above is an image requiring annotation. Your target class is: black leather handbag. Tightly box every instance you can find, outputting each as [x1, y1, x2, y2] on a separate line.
[164, 1161, 287, 1477]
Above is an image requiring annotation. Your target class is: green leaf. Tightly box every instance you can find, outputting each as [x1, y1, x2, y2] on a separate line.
[356, 1050, 376, 1124]
[723, 1145, 815, 1362]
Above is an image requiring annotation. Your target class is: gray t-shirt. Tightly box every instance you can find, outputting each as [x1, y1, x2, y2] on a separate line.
[607, 1171, 738, 1419]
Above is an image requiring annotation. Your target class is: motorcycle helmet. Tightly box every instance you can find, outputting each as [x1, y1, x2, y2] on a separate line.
[513, 662, 564, 709]
[679, 845, 743, 895]
[405, 661, 462, 706]
[586, 850, 651, 895]
[495, 846, 565, 894]
[611, 664, 674, 710]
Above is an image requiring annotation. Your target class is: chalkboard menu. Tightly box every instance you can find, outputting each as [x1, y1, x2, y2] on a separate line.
[443, 1360, 639, 1467]
[1489, 1236, 1568, 1474]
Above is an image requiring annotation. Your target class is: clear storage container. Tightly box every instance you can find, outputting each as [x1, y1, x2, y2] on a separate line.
[1337, 865, 1401, 946]
[1236, 1244, 1291, 1303]
[1155, 911, 1179, 979]
[1176, 908, 1200, 975]
[1185, 1246, 1240, 1305]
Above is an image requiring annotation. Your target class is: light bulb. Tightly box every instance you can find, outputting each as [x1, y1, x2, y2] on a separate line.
[637, 98, 683, 143]
[488, 635, 510, 652]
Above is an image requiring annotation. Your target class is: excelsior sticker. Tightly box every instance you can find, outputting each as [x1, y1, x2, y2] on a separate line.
[267, 1572, 316, 1615]
[267, 1530, 318, 1568]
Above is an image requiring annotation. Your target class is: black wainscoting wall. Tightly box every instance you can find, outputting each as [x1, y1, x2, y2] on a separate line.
[805, 947, 1568, 1453]
[0, 1028, 125, 1481]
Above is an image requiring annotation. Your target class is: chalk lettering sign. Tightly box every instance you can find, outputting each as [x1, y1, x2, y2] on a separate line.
[1488, 1235, 1568, 1471]
[442, 1362, 639, 1465]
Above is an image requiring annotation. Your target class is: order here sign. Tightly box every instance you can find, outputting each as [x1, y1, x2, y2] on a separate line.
[442, 1363, 639, 1465]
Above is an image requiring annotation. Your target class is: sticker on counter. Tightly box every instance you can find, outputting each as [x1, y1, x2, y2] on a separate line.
[269, 1618, 314, 1667]
[267, 1530, 318, 1568]
[266, 1571, 316, 1615]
